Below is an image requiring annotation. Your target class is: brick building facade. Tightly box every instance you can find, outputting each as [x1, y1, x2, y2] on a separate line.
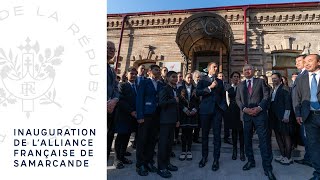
[107, 2, 320, 85]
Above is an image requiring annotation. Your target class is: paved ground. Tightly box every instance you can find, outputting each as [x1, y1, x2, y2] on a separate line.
[107, 134, 314, 180]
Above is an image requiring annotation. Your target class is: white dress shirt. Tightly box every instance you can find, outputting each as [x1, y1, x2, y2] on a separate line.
[271, 84, 280, 102]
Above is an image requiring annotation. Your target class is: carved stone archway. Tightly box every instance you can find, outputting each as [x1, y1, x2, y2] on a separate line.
[176, 12, 234, 73]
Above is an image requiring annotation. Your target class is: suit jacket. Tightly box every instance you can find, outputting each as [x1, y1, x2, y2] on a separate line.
[196, 75, 227, 115]
[291, 70, 307, 114]
[294, 72, 320, 121]
[136, 75, 146, 87]
[107, 64, 119, 100]
[159, 85, 179, 124]
[136, 78, 164, 120]
[114, 82, 137, 133]
[270, 84, 291, 120]
[236, 78, 270, 121]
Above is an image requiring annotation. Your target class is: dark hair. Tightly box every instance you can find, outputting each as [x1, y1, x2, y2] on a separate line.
[272, 72, 282, 79]
[126, 66, 137, 73]
[292, 72, 299, 76]
[166, 71, 177, 78]
[281, 76, 288, 86]
[149, 64, 160, 71]
[230, 71, 240, 78]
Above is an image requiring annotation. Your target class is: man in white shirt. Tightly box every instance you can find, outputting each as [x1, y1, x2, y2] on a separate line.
[294, 54, 320, 180]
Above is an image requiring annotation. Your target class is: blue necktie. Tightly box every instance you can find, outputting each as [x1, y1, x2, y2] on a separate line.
[310, 73, 320, 110]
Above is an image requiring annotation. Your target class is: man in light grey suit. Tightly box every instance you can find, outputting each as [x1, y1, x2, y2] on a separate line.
[107, 41, 119, 160]
[291, 54, 312, 167]
[294, 54, 320, 180]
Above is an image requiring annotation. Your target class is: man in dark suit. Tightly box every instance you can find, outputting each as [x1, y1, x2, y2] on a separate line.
[196, 62, 227, 171]
[294, 54, 320, 180]
[113, 67, 138, 169]
[107, 41, 119, 160]
[291, 54, 312, 167]
[157, 71, 180, 178]
[136, 64, 163, 176]
[235, 64, 275, 180]
[131, 64, 147, 149]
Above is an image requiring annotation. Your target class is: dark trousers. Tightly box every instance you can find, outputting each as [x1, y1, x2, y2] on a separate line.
[136, 114, 159, 167]
[243, 112, 273, 171]
[107, 113, 115, 160]
[200, 110, 222, 161]
[274, 131, 292, 159]
[232, 128, 244, 151]
[158, 124, 175, 170]
[300, 123, 311, 161]
[305, 113, 320, 177]
[223, 117, 230, 139]
[193, 127, 200, 140]
[193, 116, 201, 141]
[181, 128, 193, 152]
[115, 133, 131, 161]
[175, 127, 180, 140]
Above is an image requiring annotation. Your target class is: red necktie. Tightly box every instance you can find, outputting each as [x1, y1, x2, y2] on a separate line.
[248, 80, 252, 95]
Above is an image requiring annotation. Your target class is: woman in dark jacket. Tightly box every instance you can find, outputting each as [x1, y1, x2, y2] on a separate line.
[269, 72, 293, 165]
[177, 73, 200, 161]
[157, 71, 179, 178]
[224, 71, 245, 161]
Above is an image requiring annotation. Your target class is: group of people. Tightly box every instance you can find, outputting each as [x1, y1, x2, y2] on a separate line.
[107, 40, 320, 180]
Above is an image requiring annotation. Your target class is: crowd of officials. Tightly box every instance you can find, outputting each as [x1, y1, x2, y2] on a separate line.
[107, 41, 320, 180]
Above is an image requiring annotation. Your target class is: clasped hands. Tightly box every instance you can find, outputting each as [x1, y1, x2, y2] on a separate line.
[185, 110, 196, 116]
[243, 107, 262, 116]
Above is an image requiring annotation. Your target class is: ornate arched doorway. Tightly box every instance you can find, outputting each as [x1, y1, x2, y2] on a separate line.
[176, 12, 233, 76]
